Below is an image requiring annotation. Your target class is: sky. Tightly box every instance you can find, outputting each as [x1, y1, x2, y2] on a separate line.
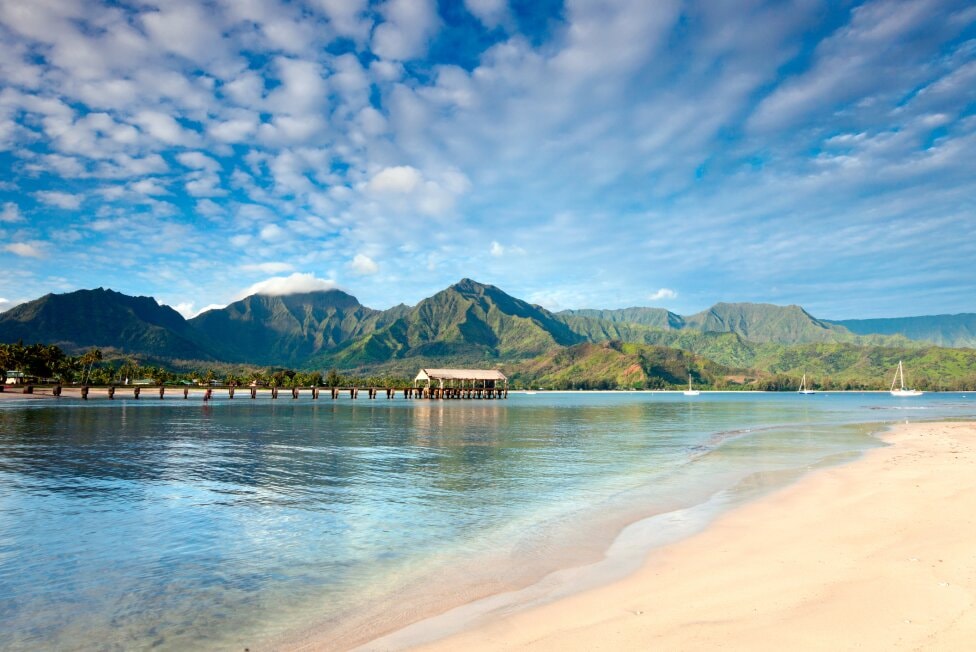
[0, 0, 974, 320]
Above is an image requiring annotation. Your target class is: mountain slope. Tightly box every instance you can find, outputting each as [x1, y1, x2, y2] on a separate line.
[0, 288, 214, 359]
[511, 340, 739, 390]
[559, 307, 684, 330]
[561, 302, 914, 347]
[682, 302, 853, 344]
[314, 279, 584, 367]
[830, 314, 976, 348]
[189, 290, 402, 365]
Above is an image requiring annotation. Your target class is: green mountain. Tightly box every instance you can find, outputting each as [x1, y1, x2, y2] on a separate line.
[313, 279, 584, 368]
[748, 342, 976, 391]
[189, 290, 405, 365]
[560, 307, 683, 330]
[511, 340, 739, 390]
[681, 302, 853, 344]
[2, 282, 974, 390]
[0, 288, 214, 359]
[830, 314, 976, 348]
[560, 302, 911, 347]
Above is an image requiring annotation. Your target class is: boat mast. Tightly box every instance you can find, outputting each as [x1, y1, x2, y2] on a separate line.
[891, 360, 907, 391]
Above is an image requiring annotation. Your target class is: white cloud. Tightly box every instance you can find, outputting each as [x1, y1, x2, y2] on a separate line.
[350, 253, 379, 275]
[238, 272, 338, 297]
[0, 297, 20, 313]
[141, 3, 227, 64]
[229, 234, 252, 247]
[371, 0, 440, 61]
[312, 0, 372, 40]
[5, 242, 44, 258]
[242, 261, 295, 274]
[259, 223, 288, 242]
[0, 202, 23, 223]
[130, 179, 169, 196]
[35, 191, 83, 209]
[133, 110, 196, 146]
[266, 57, 327, 115]
[177, 151, 220, 171]
[465, 0, 509, 28]
[489, 240, 524, 257]
[367, 165, 422, 193]
[172, 301, 226, 318]
[208, 116, 258, 142]
[362, 166, 471, 218]
[648, 288, 678, 302]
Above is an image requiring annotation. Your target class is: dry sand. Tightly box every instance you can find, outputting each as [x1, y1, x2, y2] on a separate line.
[0, 388, 56, 399]
[381, 421, 976, 651]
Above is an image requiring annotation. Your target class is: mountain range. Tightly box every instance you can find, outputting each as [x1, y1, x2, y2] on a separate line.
[1, 279, 974, 387]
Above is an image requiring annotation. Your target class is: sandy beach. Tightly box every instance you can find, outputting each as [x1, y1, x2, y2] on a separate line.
[363, 421, 976, 651]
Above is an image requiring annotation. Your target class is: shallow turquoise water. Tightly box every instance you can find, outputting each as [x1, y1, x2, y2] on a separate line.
[1, 392, 974, 650]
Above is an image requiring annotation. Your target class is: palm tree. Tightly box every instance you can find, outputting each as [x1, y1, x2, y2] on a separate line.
[79, 348, 102, 385]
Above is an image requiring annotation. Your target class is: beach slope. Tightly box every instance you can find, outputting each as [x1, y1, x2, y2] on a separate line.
[408, 421, 976, 651]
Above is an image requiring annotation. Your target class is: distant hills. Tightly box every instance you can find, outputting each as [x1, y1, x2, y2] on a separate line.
[830, 314, 976, 349]
[560, 303, 911, 345]
[1, 279, 974, 389]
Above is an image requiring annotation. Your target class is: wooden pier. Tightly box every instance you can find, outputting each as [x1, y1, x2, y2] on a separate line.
[4, 368, 509, 402]
[7, 383, 508, 401]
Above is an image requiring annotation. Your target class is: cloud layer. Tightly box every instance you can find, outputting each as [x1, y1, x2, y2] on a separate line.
[0, 0, 974, 318]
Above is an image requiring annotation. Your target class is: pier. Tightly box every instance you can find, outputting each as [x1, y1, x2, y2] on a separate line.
[2, 368, 509, 401]
[5, 384, 508, 403]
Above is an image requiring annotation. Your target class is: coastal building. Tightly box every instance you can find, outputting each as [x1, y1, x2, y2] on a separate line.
[414, 368, 508, 390]
[4, 371, 30, 385]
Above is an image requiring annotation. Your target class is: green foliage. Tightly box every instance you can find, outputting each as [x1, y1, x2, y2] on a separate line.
[0, 341, 80, 381]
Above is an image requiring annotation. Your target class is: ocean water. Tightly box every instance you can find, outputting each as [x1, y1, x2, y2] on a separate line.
[1, 391, 974, 650]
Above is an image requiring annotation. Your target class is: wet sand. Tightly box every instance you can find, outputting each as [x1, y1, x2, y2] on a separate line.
[371, 421, 976, 651]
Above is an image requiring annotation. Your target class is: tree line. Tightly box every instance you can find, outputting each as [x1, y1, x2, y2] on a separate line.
[0, 342, 410, 388]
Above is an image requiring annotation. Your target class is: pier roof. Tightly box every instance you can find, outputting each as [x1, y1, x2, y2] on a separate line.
[415, 368, 507, 382]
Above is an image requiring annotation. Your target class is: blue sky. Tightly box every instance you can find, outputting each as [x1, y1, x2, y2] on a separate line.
[0, 0, 974, 319]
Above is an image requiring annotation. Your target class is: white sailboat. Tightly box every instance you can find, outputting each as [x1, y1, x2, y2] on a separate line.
[798, 374, 816, 395]
[890, 360, 923, 397]
[683, 375, 700, 396]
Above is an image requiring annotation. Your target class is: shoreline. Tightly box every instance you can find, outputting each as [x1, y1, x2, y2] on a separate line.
[363, 420, 976, 651]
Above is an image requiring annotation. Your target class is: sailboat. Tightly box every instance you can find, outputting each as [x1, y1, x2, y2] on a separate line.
[890, 361, 923, 397]
[683, 375, 700, 396]
[798, 374, 816, 395]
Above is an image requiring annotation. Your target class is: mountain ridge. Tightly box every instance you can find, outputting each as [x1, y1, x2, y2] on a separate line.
[0, 288, 216, 360]
[1, 282, 972, 378]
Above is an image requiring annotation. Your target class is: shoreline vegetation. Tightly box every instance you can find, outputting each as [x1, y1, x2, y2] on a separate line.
[4, 340, 976, 394]
[354, 420, 976, 651]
